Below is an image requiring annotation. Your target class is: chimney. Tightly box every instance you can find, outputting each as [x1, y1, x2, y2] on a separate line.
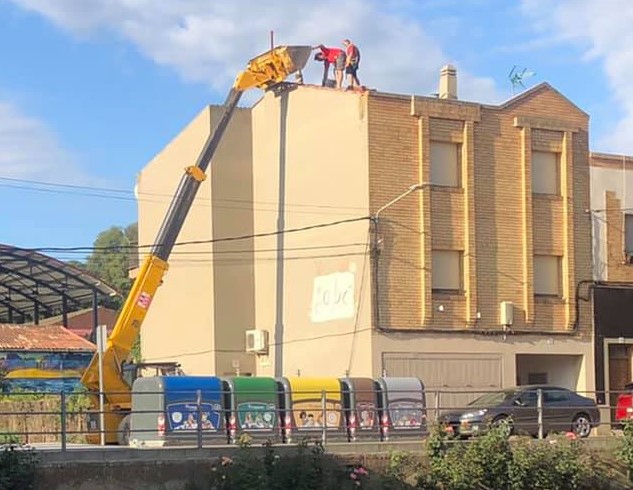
[439, 64, 457, 100]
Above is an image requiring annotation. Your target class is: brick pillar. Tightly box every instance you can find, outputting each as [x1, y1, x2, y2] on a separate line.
[463, 120, 478, 325]
[561, 131, 575, 328]
[418, 115, 433, 325]
[520, 126, 535, 323]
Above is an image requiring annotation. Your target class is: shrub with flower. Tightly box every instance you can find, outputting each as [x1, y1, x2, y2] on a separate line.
[349, 464, 370, 487]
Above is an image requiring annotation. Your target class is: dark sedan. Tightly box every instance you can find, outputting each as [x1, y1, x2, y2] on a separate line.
[439, 385, 600, 438]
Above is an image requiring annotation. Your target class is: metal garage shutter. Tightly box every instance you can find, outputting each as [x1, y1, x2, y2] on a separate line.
[382, 352, 502, 421]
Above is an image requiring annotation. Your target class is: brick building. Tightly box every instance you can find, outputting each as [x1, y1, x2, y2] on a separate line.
[39, 306, 118, 340]
[137, 69, 595, 405]
[589, 153, 633, 407]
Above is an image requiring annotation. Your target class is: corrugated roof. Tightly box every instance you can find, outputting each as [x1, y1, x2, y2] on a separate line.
[0, 244, 120, 323]
[0, 324, 96, 352]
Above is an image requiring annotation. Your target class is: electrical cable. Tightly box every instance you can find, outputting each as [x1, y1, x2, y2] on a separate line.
[27, 216, 371, 253]
[142, 326, 375, 361]
[45, 242, 370, 259]
[346, 232, 371, 374]
[0, 176, 366, 214]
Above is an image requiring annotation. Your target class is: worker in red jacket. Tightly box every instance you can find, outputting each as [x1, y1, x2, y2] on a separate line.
[313, 44, 345, 89]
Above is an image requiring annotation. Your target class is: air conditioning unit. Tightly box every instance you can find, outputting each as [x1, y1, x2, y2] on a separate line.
[245, 329, 269, 355]
[500, 301, 514, 327]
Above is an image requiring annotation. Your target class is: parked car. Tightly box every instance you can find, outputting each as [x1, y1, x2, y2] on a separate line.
[439, 385, 599, 438]
[615, 383, 633, 426]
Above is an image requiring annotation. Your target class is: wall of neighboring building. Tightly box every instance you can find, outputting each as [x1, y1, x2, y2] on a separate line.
[589, 154, 633, 413]
[590, 153, 633, 281]
[136, 106, 255, 376]
[0, 349, 94, 392]
[251, 86, 372, 378]
[40, 306, 118, 338]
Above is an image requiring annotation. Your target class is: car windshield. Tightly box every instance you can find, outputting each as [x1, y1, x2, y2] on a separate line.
[467, 389, 517, 408]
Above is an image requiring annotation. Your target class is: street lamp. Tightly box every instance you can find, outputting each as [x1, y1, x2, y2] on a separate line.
[374, 182, 431, 220]
[371, 182, 431, 331]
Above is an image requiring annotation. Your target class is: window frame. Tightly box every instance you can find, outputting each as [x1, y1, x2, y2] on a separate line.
[625, 213, 633, 255]
[430, 141, 462, 188]
[531, 151, 560, 196]
[533, 254, 562, 298]
[431, 249, 463, 294]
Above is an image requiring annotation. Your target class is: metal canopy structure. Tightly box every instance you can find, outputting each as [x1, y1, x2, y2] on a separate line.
[0, 244, 119, 327]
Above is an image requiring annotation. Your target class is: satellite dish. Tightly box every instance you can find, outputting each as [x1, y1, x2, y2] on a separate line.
[509, 65, 536, 95]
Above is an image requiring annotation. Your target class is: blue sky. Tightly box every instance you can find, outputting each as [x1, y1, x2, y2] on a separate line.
[0, 0, 630, 259]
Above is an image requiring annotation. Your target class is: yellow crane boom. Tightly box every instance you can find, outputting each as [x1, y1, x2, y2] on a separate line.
[81, 45, 312, 444]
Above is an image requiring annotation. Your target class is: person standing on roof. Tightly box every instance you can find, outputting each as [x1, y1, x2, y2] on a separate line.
[342, 39, 361, 90]
[313, 44, 345, 89]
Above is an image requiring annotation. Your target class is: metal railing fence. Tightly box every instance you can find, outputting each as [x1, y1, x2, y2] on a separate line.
[0, 388, 625, 451]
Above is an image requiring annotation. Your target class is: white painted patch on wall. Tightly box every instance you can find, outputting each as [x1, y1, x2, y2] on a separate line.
[310, 271, 355, 323]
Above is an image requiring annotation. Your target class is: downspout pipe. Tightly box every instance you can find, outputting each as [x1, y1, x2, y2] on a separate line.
[573, 279, 598, 332]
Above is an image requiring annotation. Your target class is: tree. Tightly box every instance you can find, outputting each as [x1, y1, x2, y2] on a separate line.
[85, 223, 138, 310]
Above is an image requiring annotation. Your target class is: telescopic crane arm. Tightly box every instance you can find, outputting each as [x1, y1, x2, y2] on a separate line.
[80, 46, 312, 440]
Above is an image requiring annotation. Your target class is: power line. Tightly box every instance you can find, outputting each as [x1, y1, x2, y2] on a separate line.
[347, 232, 371, 374]
[142, 326, 375, 360]
[28, 216, 371, 253]
[51, 250, 370, 266]
[0, 176, 366, 215]
[0, 181, 360, 218]
[47, 242, 369, 258]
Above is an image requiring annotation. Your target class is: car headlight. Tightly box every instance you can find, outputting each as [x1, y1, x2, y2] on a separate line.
[460, 409, 488, 420]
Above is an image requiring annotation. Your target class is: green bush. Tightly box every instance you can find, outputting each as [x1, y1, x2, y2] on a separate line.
[421, 423, 512, 490]
[187, 425, 617, 490]
[190, 439, 392, 490]
[422, 424, 612, 490]
[383, 450, 423, 488]
[0, 444, 38, 490]
[509, 435, 610, 490]
[617, 419, 633, 482]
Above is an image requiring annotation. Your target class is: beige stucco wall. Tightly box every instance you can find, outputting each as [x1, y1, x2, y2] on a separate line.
[372, 332, 594, 393]
[136, 106, 254, 376]
[251, 86, 372, 378]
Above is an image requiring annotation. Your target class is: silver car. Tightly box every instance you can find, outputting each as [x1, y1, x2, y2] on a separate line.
[439, 385, 599, 438]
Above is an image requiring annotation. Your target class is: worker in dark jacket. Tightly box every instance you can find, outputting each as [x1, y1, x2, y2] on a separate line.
[313, 44, 345, 89]
[342, 39, 361, 90]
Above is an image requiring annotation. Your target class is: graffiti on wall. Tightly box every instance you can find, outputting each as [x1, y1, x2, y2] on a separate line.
[0, 351, 93, 392]
[310, 269, 356, 323]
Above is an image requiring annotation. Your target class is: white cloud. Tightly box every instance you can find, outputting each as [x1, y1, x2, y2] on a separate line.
[0, 100, 82, 181]
[10, 0, 503, 103]
[522, 0, 633, 153]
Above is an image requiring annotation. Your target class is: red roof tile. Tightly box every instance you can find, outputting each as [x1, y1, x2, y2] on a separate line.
[0, 324, 96, 352]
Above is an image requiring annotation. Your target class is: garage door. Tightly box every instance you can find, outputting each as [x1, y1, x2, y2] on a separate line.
[382, 352, 502, 421]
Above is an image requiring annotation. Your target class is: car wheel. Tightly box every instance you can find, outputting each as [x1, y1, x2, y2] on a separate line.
[492, 415, 513, 436]
[571, 413, 592, 438]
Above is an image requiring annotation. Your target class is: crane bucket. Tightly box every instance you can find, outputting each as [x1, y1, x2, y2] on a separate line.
[233, 45, 312, 91]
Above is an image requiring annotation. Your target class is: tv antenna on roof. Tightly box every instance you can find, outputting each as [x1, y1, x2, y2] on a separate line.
[509, 65, 536, 95]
